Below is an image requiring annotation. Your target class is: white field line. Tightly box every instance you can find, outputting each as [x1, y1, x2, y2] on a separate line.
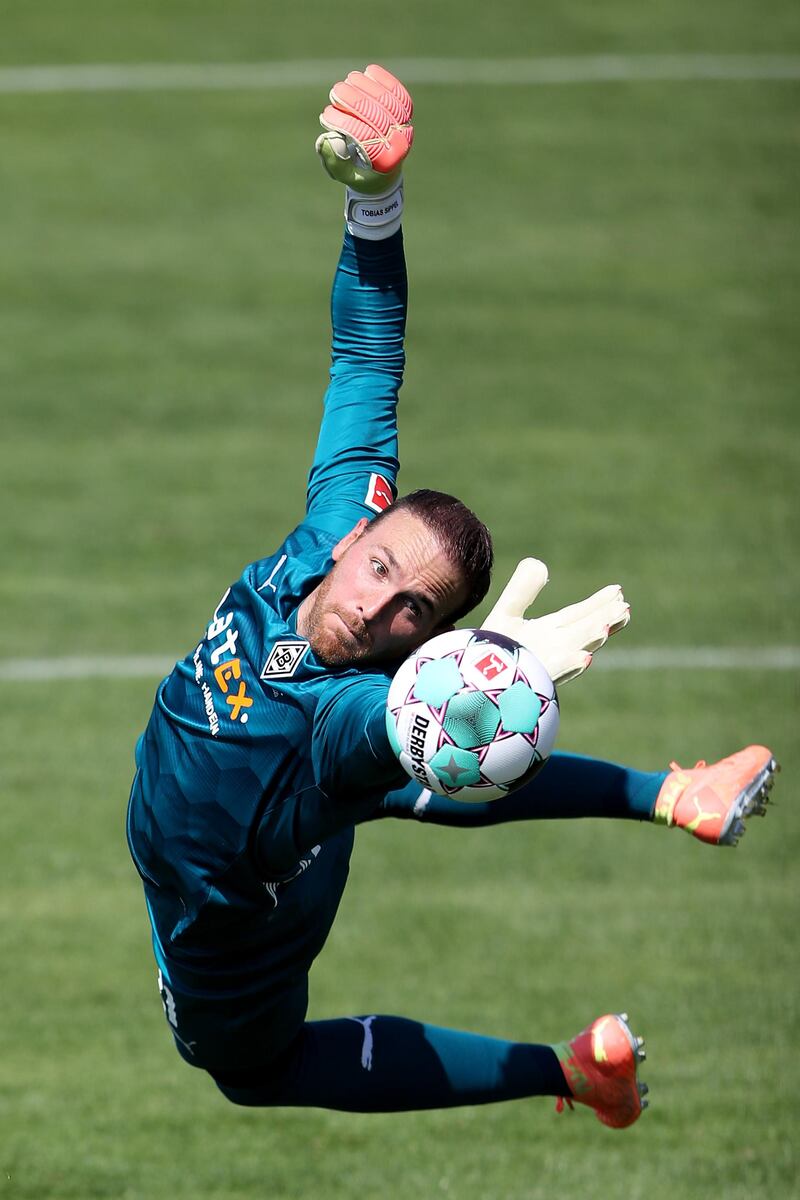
[1, 647, 799, 682]
[0, 55, 799, 96]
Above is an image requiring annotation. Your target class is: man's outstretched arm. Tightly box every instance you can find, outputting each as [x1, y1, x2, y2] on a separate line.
[305, 233, 407, 534]
[305, 67, 414, 536]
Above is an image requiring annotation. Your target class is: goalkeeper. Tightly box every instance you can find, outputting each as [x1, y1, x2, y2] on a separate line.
[127, 66, 777, 1130]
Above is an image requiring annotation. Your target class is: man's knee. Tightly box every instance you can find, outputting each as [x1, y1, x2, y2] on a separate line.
[209, 1031, 305, 1108]
[213, 1076, 278, 1107]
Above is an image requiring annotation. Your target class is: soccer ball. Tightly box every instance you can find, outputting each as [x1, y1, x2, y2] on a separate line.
[386, 628, 559, 803]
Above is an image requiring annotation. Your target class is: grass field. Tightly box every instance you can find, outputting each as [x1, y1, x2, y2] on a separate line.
[1, 2, 799, 1197]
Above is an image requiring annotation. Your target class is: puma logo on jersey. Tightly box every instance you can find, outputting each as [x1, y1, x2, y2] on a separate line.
[257, 554, 288, 594]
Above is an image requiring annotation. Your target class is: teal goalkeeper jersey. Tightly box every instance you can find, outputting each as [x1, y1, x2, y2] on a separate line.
[127, 231, 410, 1000]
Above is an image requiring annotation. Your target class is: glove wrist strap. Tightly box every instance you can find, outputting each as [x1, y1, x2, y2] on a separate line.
[345, 179, 403, 240]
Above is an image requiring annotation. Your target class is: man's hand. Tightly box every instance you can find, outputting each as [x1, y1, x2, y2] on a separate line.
[482, 559, 630, 686]
[316, 65, 414, 240]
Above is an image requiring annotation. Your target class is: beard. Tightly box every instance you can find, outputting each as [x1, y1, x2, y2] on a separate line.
[301, 570, 375, 668]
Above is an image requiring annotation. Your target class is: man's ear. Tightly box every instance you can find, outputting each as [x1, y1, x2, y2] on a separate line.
[331, 517, 369, 562]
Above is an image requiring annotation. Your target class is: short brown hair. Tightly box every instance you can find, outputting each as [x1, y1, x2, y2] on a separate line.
[369, 488, 493, 624]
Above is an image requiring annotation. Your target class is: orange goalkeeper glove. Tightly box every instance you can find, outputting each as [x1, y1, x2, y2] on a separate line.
[315, 64, 414, 240]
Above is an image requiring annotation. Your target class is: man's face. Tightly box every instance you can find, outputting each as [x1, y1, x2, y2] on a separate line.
[298, 510, 469, 668]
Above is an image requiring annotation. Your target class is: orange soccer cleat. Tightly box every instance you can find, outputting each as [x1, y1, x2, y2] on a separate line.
[653, 745, 778, 846]
[553, 1013, 648, 1129]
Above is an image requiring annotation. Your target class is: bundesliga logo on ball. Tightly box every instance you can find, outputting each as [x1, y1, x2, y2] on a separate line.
[386, 629, 560, 802]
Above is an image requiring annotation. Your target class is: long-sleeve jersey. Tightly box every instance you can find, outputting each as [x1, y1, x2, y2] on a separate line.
[127, 231, 411, 1011]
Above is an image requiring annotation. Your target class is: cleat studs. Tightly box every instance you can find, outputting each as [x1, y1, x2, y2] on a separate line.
[638, 1081, 649, 1097]
[619, 1012, 629, 1024]
[636, 1046, 647, 1062]
[641, 1097, 649, 1111]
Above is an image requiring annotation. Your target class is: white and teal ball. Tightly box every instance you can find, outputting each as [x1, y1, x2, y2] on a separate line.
[386, 628, 559, 802]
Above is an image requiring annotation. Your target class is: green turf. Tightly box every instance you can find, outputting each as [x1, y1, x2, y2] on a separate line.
[1, 2, 799, 1196]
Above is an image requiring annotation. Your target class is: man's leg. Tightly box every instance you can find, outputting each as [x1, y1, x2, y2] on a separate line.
[211, 1010, 646, 1127]
[375, 750, 664, 827]
[375, 746, 777, 845]
[213, 1017, 564, 1110]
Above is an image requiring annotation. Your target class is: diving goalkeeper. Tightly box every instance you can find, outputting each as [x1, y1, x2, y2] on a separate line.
[127, 65, 777, 1130]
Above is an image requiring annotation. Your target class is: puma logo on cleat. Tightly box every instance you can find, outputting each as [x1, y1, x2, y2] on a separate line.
[592, 1018, 611, 1063]
[684, 788, 722, 833]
